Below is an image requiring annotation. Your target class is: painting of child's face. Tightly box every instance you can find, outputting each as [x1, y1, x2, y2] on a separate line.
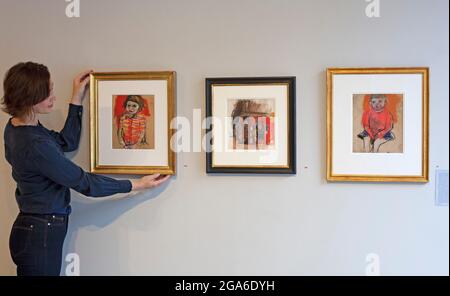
[370, 96, 386, 112]
[125, 101, 140, 115]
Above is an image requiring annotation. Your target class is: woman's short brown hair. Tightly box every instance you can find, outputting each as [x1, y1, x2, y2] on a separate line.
[1, 62, 50, 117]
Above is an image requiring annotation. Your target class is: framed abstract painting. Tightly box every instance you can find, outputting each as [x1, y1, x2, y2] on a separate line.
[205, 77, 296, 174]
[90, 71, 176, 175]
[327, 68, 429, 182]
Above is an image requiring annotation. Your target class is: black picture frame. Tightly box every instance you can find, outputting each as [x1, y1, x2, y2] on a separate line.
[205, 77, 296, 174]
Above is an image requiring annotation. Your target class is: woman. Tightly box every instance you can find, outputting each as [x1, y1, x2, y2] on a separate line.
[2, 62, 170, 276]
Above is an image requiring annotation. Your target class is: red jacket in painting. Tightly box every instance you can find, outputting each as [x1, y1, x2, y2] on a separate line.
[362, 108, 393, 140]
[119, 113, 146, 146]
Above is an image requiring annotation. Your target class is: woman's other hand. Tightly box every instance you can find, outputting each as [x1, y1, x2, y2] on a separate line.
[131, 174, 171, 191]
[70, 70, 93, 105]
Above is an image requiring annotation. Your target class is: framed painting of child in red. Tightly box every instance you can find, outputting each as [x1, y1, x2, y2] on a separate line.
[327, 68, 429, 182]
[90, 72, 176, 175]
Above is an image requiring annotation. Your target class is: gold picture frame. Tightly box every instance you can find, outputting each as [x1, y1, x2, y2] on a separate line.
[327, 68, 429, 182]
[90, 71, 176, 175]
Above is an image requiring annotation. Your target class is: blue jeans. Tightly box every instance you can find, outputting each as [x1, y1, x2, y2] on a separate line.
[9, 213, 69, 276]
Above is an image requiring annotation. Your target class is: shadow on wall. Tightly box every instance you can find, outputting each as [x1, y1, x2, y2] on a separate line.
[62, 179, 172, 275]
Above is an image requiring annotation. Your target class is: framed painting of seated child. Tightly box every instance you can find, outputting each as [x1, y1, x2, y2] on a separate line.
[327, 68, 429, 182]
[90, 71, 176, 175]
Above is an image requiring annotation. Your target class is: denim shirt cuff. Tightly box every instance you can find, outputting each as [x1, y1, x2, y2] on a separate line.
[68, 103, 83, 117]
[119, 180, 133, 193]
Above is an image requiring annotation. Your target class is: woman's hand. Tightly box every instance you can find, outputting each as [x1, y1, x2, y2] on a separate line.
[131, 174, 171, 191]
[70, 70, 94, 106]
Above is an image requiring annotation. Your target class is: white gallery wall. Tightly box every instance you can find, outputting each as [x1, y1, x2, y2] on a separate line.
[0, 0, 448, 275]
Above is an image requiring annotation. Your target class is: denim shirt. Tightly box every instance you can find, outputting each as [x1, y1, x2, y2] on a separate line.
[4, 104, 132, 214]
